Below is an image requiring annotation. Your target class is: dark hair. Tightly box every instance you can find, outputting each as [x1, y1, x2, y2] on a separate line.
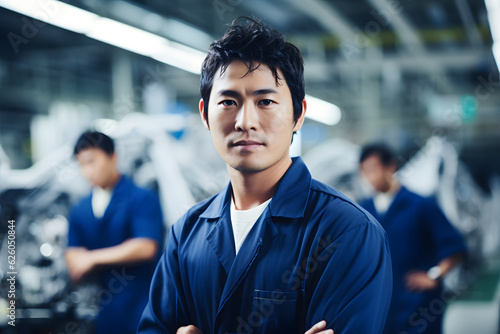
[73, 131, 114, 156]
[359, 143, 397, 167]
[200, 17, 305, 126]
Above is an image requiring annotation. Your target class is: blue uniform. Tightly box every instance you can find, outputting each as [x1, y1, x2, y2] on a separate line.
[139, 157, 392, 334]
[68, 176, 164, 334]
[359, 186, 467, 334]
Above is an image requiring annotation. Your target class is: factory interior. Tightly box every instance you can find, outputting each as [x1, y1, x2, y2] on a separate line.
[0, 0, 500, 333]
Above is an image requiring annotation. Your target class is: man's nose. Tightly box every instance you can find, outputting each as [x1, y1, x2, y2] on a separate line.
[81, 165, 94, 179]
[235, 103, 259, 131]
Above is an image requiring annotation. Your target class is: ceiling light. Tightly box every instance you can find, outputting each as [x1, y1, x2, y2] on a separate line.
[0, 0, 205, 74]
[485, 0, 500, 72]
[0, 0, 342, 125]
[305, 95, 342, 126]
[0, 0, 98, 34]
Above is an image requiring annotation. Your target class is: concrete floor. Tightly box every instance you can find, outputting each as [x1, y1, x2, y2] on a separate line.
[443, 267, 500, 334]
[444, 302, 498, 334]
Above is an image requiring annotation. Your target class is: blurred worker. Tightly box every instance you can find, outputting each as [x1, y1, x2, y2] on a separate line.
[358, 143, 467, 334]
[138, 18, 392, 334]
[66, 130, 164, 334]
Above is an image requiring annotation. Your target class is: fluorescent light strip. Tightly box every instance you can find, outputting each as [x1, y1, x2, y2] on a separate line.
[485, 0, 500, 72]
[0, 0, 206, 74]
[0, 0, 96, 34]
[0, 0, 342, 125]
[305, 95, 342, 125]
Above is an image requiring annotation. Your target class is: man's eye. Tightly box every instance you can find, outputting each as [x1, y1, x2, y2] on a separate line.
[259, 99, 274, 106]
[220, 100, 236, 106]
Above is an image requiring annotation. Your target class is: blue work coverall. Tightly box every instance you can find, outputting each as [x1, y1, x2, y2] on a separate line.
[360, 186, 467, 334]
[68, 176, 164, 334]
[139, 157, 392, 333]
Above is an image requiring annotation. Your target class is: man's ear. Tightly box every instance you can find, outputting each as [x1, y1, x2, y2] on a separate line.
[388, 162, 398, 175]
[109, 152, 118, 170]
[199, 98, 210, 130]
[292, 98, 307, 132]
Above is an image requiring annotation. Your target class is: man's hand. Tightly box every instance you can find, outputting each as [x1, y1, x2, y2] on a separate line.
[66, 238, 159, 283]
[66, 247, 96, 282]
[405, 270, 439, 292]
[176, 325, 203, 334]
[176, 321, 333, 334]
[305, 320, 334, 334]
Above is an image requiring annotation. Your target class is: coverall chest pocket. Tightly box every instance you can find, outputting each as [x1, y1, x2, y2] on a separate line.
[250, 289, 302, 333]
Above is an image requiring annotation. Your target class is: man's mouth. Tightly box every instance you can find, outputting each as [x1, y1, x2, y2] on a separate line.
[231, 140, 264, 150]
[233, 140, 261, 145]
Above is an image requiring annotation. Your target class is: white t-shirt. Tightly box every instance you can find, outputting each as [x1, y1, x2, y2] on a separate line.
[373, 191, 395, 215]
[91, 186, 113, 218]
[230, 198, 272, 254]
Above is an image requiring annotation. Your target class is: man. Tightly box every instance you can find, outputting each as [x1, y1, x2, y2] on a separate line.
[139, 19, 392, 334]
[66, 130, 164, 334]
[358, 143, 467, 334]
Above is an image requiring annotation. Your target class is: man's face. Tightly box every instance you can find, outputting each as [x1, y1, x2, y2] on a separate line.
[76, 148, 116, 188]
[359, 155, 394, 193]
[200, 61, 305, 173]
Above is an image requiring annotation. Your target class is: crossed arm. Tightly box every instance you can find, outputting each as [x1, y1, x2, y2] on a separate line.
[65, 238, 159, 282]
[176, 320, 334, 334]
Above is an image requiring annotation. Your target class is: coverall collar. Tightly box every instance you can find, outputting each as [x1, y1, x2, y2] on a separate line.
[200, 157, 312, 220]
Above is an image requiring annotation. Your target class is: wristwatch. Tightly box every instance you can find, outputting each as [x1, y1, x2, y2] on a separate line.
[427, 266, 443, 280]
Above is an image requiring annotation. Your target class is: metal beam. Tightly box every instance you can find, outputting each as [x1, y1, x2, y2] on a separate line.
[290, 0, 357, 43]
[302, 49, 489, 82]
[454, 0, 483, 48]
[366, 0, 424, 53]
[333, 49, 488, 72]
[366, 0, 454, 92]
